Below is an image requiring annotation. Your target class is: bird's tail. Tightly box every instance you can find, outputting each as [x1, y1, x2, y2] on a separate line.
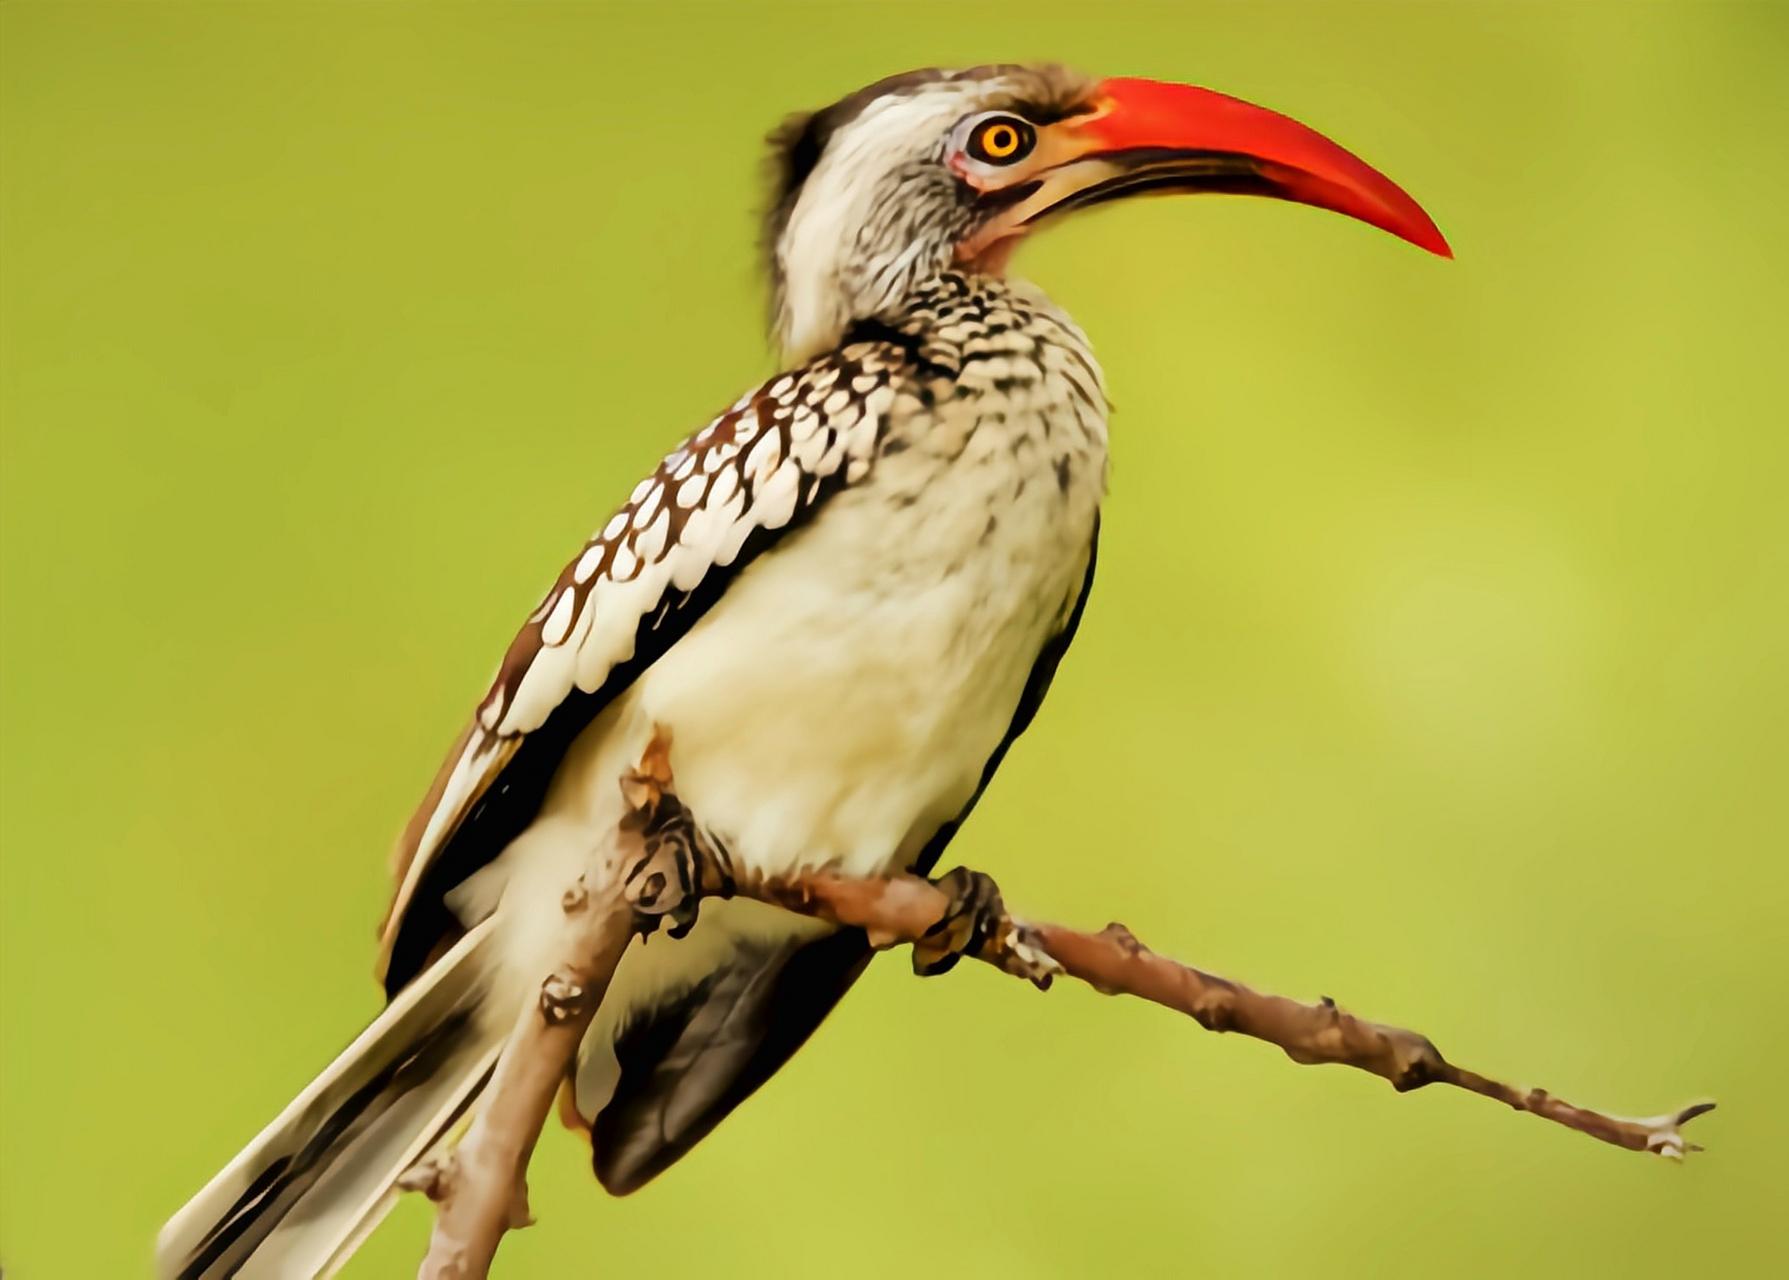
[157, 921, 507, 1280]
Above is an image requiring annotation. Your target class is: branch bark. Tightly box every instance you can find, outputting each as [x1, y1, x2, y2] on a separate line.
[413, 875, 634, 1280]
[749, 871, 1716, 1159]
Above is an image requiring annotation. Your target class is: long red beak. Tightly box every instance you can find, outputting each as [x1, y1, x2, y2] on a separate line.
[1036, 77, 1451, 258]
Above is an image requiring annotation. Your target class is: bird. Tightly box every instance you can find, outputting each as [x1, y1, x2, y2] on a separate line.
[158, 63, 1448, 1278]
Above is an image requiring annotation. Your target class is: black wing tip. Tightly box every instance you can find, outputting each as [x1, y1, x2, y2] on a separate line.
[587, 929, 874, 1192]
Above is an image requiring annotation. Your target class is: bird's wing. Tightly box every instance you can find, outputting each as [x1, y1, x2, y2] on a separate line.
[377, 339, 915, 995]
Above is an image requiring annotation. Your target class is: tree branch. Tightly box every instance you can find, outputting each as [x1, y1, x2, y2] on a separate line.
[412, 875, 634, 1280]
[410, 739, 1712, 1279]
[747, 871, 1715, 1159]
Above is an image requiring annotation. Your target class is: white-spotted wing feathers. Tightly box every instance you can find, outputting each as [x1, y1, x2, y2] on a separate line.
[378, 343, 909, 976]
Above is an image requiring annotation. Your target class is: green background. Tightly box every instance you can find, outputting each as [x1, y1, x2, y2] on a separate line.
[4, 2, 1785, 1276]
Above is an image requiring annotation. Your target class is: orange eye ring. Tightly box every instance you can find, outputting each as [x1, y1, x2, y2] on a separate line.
[982, 124, 1019, 156]
[967, 115, 1036, 166]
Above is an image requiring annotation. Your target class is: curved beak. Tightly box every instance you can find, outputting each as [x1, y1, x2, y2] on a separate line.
[962, 77, 1451, 263]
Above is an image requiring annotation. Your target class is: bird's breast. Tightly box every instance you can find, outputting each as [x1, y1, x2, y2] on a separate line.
[635, 357, 1106, 881]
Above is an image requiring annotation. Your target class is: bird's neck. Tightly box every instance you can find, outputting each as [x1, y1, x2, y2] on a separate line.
[775, 267, 1021, 368]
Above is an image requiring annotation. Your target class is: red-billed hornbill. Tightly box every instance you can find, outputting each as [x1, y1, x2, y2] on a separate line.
[160, 65, 1447, 1278]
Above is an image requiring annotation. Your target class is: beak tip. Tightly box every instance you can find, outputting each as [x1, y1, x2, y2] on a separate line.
[1382, 200, 1451, 259]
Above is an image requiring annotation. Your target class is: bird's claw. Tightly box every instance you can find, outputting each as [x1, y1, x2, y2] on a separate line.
[619, 748, 734, 938]
[912, 866, 1009, 977]
[998, 924, 1064, 989]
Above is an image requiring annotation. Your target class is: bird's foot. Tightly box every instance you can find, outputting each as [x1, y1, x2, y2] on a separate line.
[619, 731, 735, 938]
[910, 867, 1062, 988]
[911, 866, 1008, 978]
[624, 798, 735, 939]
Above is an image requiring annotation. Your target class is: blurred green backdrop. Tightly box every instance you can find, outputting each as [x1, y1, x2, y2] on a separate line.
[3, 2, 1785, 1276]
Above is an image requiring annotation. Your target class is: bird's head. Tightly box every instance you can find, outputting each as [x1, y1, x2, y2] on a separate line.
[765, 64, 1450, 363]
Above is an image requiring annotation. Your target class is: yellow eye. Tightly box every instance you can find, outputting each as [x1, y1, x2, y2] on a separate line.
[981, 124, 1020, 157]
[968, 116, 1036, 166]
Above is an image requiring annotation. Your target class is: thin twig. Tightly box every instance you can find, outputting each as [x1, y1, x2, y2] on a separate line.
[749, 871, 1716, 1159]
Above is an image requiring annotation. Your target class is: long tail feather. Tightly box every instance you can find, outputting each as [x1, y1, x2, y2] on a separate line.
[157, 922, 505, 1280]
